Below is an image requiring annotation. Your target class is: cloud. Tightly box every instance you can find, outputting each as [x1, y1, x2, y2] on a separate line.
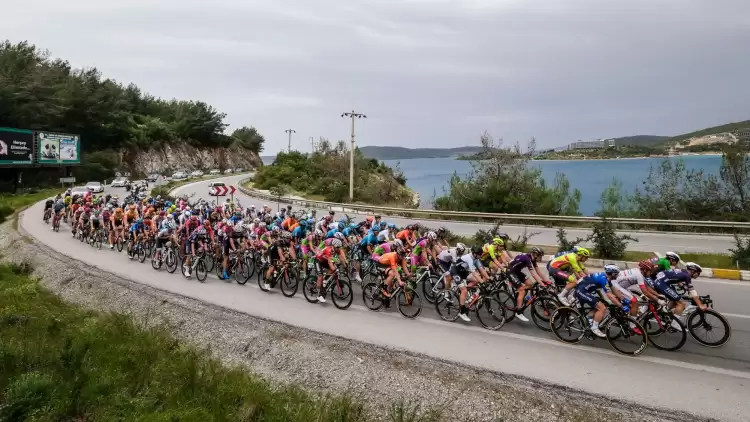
[4, 0, 750, 152]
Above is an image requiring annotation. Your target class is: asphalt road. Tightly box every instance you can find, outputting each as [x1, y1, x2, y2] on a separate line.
[21, 176, 750, 421]
[202, 174, 735, 254]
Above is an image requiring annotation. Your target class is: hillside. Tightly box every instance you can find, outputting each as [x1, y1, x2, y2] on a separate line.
[669, 119, 750, 143]
[611, 135, 670, 146]
[358, 145, 483, 160]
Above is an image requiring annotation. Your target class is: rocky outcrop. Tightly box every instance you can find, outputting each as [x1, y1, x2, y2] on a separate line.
[121, 144, 263, 175]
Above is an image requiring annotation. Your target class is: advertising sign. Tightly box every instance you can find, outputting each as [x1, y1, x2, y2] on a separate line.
[0, 128, 34, 166]
[38, 131, 80, 164]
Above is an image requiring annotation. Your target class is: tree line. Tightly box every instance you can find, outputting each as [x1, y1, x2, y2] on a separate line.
[0, 40, 265, 155]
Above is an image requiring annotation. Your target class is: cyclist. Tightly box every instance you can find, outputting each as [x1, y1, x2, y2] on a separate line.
[553, 247, 592, 305]
[435, 242, 467, 301]
[263, 229, 289, 289]
[127, 218, 146, 259]
[507, 247, 548, 322]
[573, 265, 625, 338]
[89, 209, 104, 243]
[43, 197, 54, 221]
[450, 245, 484, 322]
[411, 231, 437, 271]
[651, 262, 706, 327]
[613, 260, 663, 318]
[650, 251, 681, 273]
[313, 238, 348, 303]
[376, 244, 411, 298]
[479, 237, 507, 273]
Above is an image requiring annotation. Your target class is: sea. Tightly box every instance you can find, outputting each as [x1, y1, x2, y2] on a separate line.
[261, 155, 724, 216]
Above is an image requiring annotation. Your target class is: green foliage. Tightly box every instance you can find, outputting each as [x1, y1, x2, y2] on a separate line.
[586, 218, 638, 259]
[0, 189, 57, 223]
[434, 133, 581, 215]
[0, 265, 440, 421]
[668, 119, 750, 143]
[252, 141, 414, 206]
[556, 227, 586, 253]
[596, 178, 633, 218]
[0, 40, 264, 154]
[730, 235, 750, 270]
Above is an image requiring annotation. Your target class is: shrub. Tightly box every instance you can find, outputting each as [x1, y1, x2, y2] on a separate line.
[586, 217, 638, 259]
[730, 234, 750, 269]
[556, 227, 586, 253]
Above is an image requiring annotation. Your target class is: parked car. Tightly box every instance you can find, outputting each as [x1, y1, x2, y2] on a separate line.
[224, 168, 234, 174]
[209, 169, 221, 175]
[208, 181, 227, 196]
[172, 172, 187, 180]
[85, 181, 104, 193]
[234, 167, 244, 172]
[146, 173, 160, 182]
[110, 177, 129, 187]
[190, 170, 204, 178]
[70, 186, 91, 197]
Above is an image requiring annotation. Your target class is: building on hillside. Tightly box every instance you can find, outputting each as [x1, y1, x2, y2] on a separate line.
[568, 138, 616, 150]
[731, 128, 750, 145]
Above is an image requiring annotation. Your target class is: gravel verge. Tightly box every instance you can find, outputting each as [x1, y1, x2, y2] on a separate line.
[1, 213, 709, 422]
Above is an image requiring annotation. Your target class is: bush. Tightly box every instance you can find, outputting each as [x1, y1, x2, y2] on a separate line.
[586, 218, 638, 259]
[730, 234, 750, 269]
[556, 227, 586, 253]
[507, 228, 540, 251]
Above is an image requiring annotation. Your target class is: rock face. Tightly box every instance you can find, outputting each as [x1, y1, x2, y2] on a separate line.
[122, 144, 263, 175]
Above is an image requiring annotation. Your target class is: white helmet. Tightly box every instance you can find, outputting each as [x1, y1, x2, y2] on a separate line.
[331, 239, 343, 248]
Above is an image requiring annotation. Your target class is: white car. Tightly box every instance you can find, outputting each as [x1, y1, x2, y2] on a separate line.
[172, 172, 187, 180]
[110, 178, 129, 187]
[86, 181, 104, 193]
[209, 169, 220, 175]
[70, 186, 90, 197]
[224, 168, 234, 174]
[208, 181, 227, 196]
[191, 170, 204, 178]
[234, 167, 244, 172]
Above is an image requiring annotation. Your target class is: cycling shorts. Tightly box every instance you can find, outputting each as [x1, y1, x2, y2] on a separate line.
[437, 259, 451, 273]
[574, 288, 599, 308]
[548, 267, 573, 287]
[653, 279, 681, 302]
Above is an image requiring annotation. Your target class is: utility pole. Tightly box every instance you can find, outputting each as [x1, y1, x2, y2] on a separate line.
[284, 129, 296, 152]
[309, 136, 315, 154]
[340, 110, 367, 202]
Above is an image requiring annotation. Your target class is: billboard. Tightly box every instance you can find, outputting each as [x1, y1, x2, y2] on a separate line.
[38, 131, 80, 164]
[0, 128, 34, 166]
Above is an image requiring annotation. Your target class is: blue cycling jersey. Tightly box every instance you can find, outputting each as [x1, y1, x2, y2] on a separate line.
[341, 227, 353, 237]
[359, 234, 379, 246]
[130, 222, 145, 232]
[654, 269, 693, 289]
[576, 272, 611, 293]
[325, 228, 339, 239]
[291, 226, 306, 240]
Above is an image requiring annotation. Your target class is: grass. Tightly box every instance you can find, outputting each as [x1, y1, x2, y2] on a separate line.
[0, 189, 59, 225]
[0, 263, 440, 421]
[680, 253, 740, 270]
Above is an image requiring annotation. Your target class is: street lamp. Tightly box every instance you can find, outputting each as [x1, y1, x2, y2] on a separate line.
[341, 110, 367, 202]
[284, 129, 296, 152]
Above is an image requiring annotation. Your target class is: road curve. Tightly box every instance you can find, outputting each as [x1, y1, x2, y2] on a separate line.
[220, 174, 737, 254]
[20, 176, 750, 421]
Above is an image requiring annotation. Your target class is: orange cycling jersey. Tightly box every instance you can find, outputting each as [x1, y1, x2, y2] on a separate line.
[281, 218, 296, 231]
[396, 230, 412, 243]
[125, 211, 137, 222]
[378, 252, 402, 269]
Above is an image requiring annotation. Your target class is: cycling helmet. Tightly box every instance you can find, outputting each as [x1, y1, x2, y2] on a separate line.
[259, 222, 267, 228]
[393, 239, 404, 249]
[576, 247, 591, 257]
[492, 237, 504, 247]
[334, 232, 345, 241]
[530, 246, 544, 257]
[190, 215, 198, 221]
[665, 251, 681, 262]
[638, 260, 655, 273]
[603, 264, 620, 276]
[233, 224, 244, 233]
[497, 232, 510, 241]
[116, 208, 123, 213]
[379, 221, 387, 228]
[471, 245, 482, 255]
[685, 262, 702, 275]
[388, 223, 397, 229]
[243, 223, 253, 231]
[455, 243, 467, 255]
[167, 221, 177, 230]
[427, 231, 437, 241]
[331, 239, 343, 248]
[374, 214, 381, 219]
[338, 222, 345, 230]
[314, 229, 323, 238]
[329, 210, 335, 216]
[281, 231, 292, 240]
[307, 218, 315, 226]
[272, 226, 281, 233]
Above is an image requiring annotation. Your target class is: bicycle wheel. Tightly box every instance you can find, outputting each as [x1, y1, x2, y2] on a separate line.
[137, 245, 147, 263]
[687, 309, 732, 347]
[531, 296, 558, 332]
[234, 257, 250, 285]
[257, 266, 271, 292]
[181, 256, 191, 278]
[642, 313, 686, 351]
[495, 287, 517, 323]
[195, 259, 208, 282]
[434, 289, 460, 321]
[280, 268, 299, 297]
[475, 296, 506, 330]
[550, 307, 586, 344]
[302, 275, 320, 303]
[422, 274, 443, 305]
[331, 278, 353, 310]
[205, 253, 215, 273]
[116, 237, 124, 252]
[95, 234, 103, 249]
[605, 316, 648, 356]
[362, 282, 385, 311]
[166, 250, 178, 273]
[396, 288, 422, 318]
[247, 255, 258, 279]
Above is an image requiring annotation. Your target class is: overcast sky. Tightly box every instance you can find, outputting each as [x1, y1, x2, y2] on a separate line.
[6, 0, 750, 153]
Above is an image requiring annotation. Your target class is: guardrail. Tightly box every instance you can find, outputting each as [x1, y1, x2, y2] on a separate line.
[237, 178, 750, 233]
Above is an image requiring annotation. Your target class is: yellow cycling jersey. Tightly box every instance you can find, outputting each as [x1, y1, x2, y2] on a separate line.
[549, 253, 584, 273]
[481, 244, 498, 261]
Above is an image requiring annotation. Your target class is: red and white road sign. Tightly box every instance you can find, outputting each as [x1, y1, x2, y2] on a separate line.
[229, 185, 236, 195]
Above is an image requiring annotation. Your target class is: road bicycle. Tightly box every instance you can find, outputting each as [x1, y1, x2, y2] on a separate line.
[258, 258, 300, 297]
[434, 280, 506, 329]
[495, 276, 560, 332]
[302, 267, 354, 310]
[362, 268, 423, 319]
[151, 240, 179, 273]
[680, 293, 731, 347]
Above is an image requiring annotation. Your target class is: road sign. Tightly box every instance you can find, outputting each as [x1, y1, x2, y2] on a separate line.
[214, 185, 228, 196]
[59, 177, 76, 183]
[229, 185, 236, 195]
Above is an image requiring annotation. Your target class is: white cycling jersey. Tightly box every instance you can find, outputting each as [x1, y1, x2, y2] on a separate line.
[437, 248, 459, 263]
[616, 268, 645, 289]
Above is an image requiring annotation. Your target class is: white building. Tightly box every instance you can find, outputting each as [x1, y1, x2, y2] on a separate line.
[568, 138, 616, 150]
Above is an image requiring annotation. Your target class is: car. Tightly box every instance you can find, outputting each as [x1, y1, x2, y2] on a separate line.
[224, 168, 234, 174]
[208, 181, 227, 196]
[70, 186, 91, 197]
[146, 173, 160, 182]
[110, 177, 129, 188]
[171, 172, 187, 180]
[190, 170, 204, 178]
[234, 167, 244, 172]
[209, 169, 221, 175]
[85, 181, 104, 193]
